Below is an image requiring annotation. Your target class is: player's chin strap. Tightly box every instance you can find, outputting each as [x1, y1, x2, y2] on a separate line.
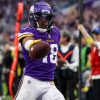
[37, 28, 47, 33]
[36, 20, 47, 32]
[37, 25, 54, 33]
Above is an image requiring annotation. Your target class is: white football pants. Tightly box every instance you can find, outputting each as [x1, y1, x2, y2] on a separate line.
[15, 75, 65, 100]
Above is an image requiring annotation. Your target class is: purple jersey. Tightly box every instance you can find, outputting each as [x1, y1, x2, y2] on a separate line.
[18, 26, 60, 81]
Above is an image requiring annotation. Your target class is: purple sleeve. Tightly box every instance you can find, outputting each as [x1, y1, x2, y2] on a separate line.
[18, 27, 34, 42]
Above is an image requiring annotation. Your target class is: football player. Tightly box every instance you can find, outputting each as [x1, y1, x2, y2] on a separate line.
[15, 2, 65, 100]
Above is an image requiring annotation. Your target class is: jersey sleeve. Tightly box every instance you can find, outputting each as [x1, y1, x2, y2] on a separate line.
[18, 27, 34, 42]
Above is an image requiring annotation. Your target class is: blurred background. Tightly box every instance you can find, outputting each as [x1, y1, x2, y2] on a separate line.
[0, 0, 100, 100]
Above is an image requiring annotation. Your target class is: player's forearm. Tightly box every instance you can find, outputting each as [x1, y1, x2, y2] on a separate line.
[22, 37, 41, 51]
[78, 24, 94, 44]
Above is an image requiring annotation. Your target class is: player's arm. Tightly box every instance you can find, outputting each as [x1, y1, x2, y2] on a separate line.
[22, 36, 41, 51]
[78, 24, 94, 44]
[21, 36, 50, 59]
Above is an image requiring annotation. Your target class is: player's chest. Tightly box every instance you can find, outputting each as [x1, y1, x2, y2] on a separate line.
[34, 33, 58, 44]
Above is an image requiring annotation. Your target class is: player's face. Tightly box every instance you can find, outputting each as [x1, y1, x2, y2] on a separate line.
[35, 13, 52, 29]
[37, 18, 49, 29]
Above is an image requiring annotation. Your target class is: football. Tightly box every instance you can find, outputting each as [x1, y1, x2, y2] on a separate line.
[29, 41, 51, 59]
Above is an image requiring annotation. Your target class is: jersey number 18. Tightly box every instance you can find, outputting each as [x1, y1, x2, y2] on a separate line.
[43, 44, 58, 63]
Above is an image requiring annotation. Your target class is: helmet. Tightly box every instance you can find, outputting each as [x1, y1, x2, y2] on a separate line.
[28, 2, 54, 32]
[92, 27, 100, 35]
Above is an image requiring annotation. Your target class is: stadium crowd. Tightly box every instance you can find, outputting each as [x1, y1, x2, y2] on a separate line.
[0, 0, 100, 100]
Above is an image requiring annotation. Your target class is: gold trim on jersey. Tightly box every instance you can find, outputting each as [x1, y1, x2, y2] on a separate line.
[28, 39, 42, 49]
[18, 34, 34, 41]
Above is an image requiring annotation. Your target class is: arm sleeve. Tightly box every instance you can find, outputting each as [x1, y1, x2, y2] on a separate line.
[18, 27, 34, 42]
